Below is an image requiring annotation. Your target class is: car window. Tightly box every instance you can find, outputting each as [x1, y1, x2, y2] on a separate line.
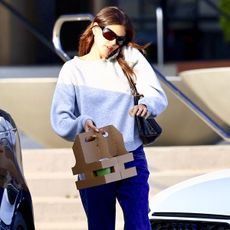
[0, 109, 23, 172]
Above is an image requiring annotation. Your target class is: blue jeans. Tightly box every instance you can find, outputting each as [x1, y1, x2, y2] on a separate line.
[79, 145, 151, 230]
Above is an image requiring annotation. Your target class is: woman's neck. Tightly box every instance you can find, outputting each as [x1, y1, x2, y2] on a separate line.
[80, 45, 105, 61]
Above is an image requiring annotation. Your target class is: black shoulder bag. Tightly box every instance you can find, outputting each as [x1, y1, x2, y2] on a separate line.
[128, 77, 162, 145]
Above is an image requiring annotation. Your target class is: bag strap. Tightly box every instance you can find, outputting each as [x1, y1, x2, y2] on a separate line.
[126, 75, 143, 99]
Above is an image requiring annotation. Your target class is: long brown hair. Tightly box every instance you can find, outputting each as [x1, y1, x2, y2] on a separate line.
[78, 6, 146, 80]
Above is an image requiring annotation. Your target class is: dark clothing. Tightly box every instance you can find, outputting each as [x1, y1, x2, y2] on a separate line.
[79, 145, 151, 230]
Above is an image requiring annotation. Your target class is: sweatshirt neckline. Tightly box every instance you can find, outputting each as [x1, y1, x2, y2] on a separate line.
[74, 56, 110, 64]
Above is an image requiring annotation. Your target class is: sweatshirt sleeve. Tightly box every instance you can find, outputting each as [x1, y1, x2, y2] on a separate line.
[50, 61, 93, 141]
[125, 47, 168, 117]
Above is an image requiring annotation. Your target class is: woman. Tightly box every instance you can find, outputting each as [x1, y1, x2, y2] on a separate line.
[51, 6, 167, 230]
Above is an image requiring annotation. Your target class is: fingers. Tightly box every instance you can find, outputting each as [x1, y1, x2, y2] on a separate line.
[84, 119, 99, 132]
[129, 104, 150, 118]
[144, 111, 151, 119]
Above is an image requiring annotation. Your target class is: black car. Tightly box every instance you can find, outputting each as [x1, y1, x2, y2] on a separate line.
[0, 109, 35, 230]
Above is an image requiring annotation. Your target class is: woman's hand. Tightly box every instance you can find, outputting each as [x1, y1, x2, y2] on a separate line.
[129, 104, 150, 119]
[84, 119, 99, 132]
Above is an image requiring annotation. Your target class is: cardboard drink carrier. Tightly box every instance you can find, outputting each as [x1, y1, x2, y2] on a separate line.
[72, 125, 137, 189]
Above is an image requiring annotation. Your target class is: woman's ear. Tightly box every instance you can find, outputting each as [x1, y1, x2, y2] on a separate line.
[92, 22, 98, 35]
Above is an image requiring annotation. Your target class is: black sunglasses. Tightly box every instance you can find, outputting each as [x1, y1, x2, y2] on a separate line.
[100, 27, 126, 46]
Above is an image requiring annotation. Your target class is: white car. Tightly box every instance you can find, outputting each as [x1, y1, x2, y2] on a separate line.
[149, 169, 230, 229]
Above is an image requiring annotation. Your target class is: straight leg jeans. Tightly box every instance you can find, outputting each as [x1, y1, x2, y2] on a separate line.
[79, 145, 151, 230]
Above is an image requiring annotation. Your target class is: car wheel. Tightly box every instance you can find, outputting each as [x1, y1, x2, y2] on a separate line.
[12, 212, 27, 230]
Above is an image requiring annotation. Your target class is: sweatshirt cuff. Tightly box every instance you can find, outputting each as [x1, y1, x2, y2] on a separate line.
[138, 98, 155, 117]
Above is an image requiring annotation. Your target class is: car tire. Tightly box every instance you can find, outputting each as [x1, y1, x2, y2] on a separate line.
[12, 212, 27, 230]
